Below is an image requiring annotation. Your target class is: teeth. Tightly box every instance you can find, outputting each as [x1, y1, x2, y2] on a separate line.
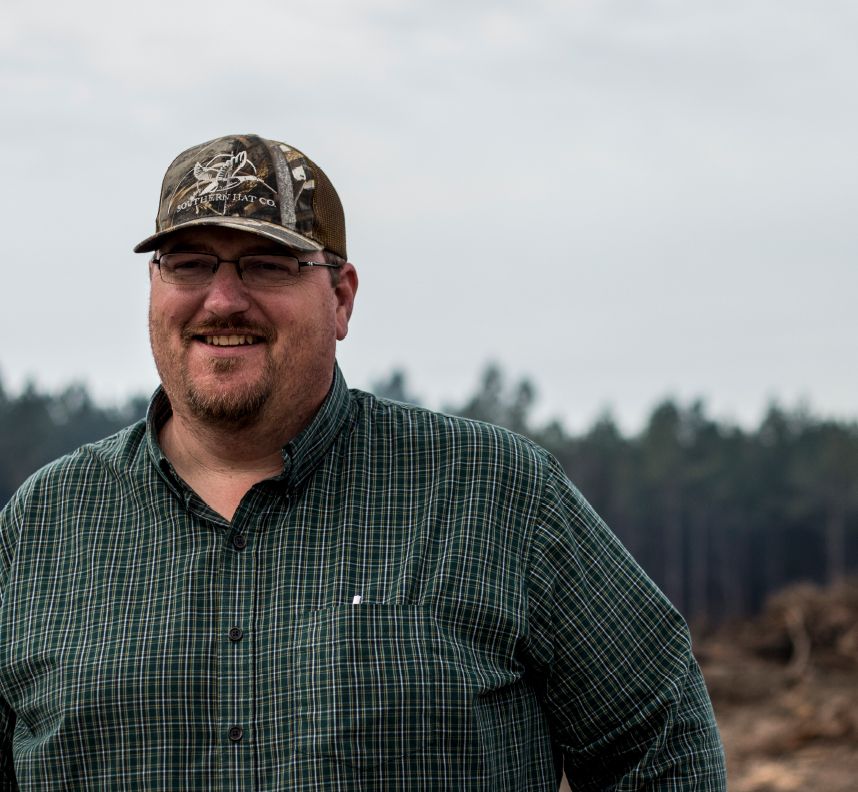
[204, 335, 257, 346]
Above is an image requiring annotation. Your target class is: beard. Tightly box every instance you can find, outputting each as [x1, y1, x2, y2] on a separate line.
[149, 313, 278, 429]
[183, 355, 276, 427]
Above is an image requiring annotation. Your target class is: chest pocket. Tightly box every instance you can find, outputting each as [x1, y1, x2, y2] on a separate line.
[288, 604, 456, 770]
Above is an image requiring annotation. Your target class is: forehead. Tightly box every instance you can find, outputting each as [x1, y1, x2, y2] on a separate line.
[159, 226, 293, 255]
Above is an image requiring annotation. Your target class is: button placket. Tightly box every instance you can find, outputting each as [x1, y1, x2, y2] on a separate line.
[219, 523, 255, 781]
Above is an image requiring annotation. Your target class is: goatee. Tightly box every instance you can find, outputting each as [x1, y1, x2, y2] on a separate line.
[184, 356, 276, 428]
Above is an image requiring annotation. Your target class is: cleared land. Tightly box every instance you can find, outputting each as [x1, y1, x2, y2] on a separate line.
[560, 581, 858, 792]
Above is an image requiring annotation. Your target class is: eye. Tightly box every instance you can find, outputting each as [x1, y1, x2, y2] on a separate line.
[240, 255, 300, 275]
[162, 253, 215, 272]
[238, 255, 302, 286]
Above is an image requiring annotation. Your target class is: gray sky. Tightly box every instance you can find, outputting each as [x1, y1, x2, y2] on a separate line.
[1, 0, 855, 432]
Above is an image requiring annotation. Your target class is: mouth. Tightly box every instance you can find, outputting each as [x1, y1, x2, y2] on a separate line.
[195, 334, 264, 347]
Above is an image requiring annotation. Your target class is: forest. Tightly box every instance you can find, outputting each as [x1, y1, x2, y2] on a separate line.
[1, 364, 856, 627]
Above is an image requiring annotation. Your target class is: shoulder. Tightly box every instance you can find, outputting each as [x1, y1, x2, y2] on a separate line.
[2, 420, 147, 519]
[342, 389, 582, 520]
[348, 388, 555, 473]
[0, 420, 147, 600]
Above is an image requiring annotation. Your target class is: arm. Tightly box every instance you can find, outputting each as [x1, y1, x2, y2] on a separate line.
[523, 454, 726, 791]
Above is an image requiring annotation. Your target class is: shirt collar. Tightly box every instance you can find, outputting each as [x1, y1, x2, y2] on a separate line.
[278, 363, 353, 490]
[144, 363, 354, 493]
[145, 387, 174, 479]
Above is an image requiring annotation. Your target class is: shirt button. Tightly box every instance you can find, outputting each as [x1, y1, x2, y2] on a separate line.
[228, 726, 244, 742]
[232, 534, 247, 550]
[228, 626, 244, 642]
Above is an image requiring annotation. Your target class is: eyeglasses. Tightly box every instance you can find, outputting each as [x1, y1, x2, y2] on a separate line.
[152, 252, 341, 288]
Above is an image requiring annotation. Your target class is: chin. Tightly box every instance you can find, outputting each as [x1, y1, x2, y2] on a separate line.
[185, 386, 270, 427]
[183, 350, 277, 419]
[183, 365, 275, 427]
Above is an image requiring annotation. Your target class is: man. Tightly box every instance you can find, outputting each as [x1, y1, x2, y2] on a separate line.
[0, 134, 726, 790]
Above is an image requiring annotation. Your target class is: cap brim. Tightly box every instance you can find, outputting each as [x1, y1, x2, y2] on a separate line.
[133, 216, 324, 254]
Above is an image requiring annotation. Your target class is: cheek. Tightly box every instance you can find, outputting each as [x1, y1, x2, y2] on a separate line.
[275, 311, 338, 371]
[148, 295, 193, 364]
[270, 291, 338, 340]
[149, 289, 198, 335]
[148, 306, 175, 349]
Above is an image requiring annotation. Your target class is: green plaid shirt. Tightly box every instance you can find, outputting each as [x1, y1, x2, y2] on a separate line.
[0, 365, 725, 791]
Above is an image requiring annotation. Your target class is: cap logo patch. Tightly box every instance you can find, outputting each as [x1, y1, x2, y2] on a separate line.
[171, 149, 277, 217]
[192, 150, 274, 196]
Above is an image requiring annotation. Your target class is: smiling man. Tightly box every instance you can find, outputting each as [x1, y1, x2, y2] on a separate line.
[0, 134, 726, 790]
[145, 223, 356, 520]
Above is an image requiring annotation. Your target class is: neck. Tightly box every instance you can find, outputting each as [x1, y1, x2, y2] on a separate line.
[157, 391, 326, 521]
[162, 412, 288, 478]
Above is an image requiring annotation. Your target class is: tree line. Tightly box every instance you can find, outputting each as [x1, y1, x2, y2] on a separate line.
[2, 366, 856, 626]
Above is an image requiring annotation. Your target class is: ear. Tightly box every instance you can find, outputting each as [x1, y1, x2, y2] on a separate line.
[334, 262, 359, 341]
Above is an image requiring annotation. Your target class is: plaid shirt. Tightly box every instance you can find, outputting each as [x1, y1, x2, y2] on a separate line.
[0, 365, 725, 791]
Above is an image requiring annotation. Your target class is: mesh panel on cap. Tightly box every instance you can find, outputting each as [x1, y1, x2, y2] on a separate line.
[308, 157, 347, 259]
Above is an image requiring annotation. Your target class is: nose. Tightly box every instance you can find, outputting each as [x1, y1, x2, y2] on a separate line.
[202, 261, 252, 317]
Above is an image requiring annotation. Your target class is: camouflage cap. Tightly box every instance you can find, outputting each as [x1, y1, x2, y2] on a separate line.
[133, 134, 347, 258]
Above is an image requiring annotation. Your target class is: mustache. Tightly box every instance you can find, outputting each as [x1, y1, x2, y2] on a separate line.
[182, 320, 275, 343]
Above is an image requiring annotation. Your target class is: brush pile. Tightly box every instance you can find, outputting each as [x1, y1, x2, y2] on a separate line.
[698, 580, 858, 792]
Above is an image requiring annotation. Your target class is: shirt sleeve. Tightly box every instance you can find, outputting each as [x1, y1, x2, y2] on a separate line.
[522, 453, 727, 791]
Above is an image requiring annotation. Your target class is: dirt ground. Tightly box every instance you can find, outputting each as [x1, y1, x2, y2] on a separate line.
[700, 580, 858, 791]
[560, 581, 858, 791]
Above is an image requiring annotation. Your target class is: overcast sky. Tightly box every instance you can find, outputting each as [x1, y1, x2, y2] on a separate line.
[1, 0, 855, 432]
